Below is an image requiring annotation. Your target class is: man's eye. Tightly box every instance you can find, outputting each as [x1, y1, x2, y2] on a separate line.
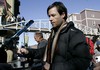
[48, 15, 50, 17]
[51, 14, 55, 17]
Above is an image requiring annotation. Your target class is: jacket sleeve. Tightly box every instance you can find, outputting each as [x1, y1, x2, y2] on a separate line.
[26, 47, 46, 59]
[26, 40, 47, 59]
[67, 28, 92, 70]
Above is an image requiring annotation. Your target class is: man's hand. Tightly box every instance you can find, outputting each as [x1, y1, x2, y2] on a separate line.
[17, 48, 29, 54]
[44, 62, 50, 70]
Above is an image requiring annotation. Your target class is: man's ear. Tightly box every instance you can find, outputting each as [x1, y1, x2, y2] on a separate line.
[61, 12, 65, 19]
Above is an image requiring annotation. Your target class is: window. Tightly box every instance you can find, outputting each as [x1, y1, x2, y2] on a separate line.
[92, 21, 96, 26]
[91, 14, 95, 18]
[73, 15, 77, 21]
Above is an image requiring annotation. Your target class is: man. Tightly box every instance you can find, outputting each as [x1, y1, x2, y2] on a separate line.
[17, 31, 48, 70]
[43, 1, 92, 70]
[93, 38, 100, 70]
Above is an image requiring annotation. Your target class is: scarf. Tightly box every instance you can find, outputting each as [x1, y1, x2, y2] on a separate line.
[43, 22, 67, 64]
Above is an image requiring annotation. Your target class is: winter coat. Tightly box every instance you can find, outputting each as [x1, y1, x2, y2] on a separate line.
[26, 39, 48, 59]
[49, 21, 92, 70]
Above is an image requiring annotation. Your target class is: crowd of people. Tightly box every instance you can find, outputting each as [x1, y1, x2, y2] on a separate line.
[0, 1, 100, 70]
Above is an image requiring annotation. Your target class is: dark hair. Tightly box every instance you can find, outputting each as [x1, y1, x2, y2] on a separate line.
[35, 31, 43, 38]
[47, 1, 67, 20]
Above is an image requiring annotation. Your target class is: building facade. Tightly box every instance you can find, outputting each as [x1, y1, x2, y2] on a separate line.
[0, 0, 20, 25]
[68, 9, 100, 35]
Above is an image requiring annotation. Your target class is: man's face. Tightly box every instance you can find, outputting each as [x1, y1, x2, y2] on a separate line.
[48, 7, 64, 28]
[34, 35, 40, 43]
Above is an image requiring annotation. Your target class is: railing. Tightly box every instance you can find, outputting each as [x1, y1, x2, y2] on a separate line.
[1, 19, 100, 35]
[75, 23, 100, 35]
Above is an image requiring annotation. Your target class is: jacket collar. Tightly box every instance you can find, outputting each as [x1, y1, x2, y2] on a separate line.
[61, 21, 74, 33]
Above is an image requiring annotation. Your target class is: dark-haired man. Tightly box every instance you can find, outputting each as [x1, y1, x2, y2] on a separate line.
[43, 1, 92, 70]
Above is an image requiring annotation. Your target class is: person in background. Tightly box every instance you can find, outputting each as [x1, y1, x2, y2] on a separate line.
[17, 31, 48, 70]
[86, 37, 95, 70]
[93, 62, 100, 70]
[94, 38, 100, 56]
[86, 36, 94, 55]
[43, 1, 92, 70]
[93, 38, 100, 70]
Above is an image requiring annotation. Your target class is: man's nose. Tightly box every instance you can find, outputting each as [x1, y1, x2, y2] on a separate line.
[49, 16, 53, 22]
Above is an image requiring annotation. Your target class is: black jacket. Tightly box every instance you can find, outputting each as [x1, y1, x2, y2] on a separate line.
[25, 39, 48, 69]
[50, 21, 92, 70]
[26, 39, 48, 59]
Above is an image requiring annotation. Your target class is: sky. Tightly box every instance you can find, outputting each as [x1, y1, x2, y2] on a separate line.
[19, 0, 100, 20]
[18, 0, 100, 46]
